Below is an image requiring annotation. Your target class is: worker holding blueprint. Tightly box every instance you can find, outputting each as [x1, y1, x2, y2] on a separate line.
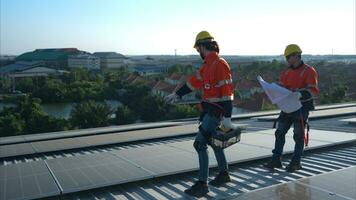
[259, 44, 319, 172]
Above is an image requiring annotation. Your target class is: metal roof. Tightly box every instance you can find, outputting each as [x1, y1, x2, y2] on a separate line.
[0, 61, 44, 74]
[0, 104, 355, 200]
[16, 49, 79, 61]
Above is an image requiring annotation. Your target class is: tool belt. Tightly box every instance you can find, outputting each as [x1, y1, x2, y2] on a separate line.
[209, 127, 242, 149]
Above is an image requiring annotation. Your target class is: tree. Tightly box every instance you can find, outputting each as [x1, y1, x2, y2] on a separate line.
[16, 77, 35, 93]
[115, 106, 136, 125]
[168, 64, 196, 75]
[121, 83, 151, 106]
[70, 100, 114, 129]
[167, 104, 199, 120]
[0, 96, 70, 135]
[33, 79, 67, 103]
[138, 95, 168, 122]
[320, 84, 348, 104]
[0, 113, 25, 136]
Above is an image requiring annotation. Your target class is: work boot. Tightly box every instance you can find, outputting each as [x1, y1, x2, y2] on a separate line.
[184, 181, 209, 197]
[286, 161, 302, 172]
[209, 171, 232, 186]
[263, 158, 283, 169]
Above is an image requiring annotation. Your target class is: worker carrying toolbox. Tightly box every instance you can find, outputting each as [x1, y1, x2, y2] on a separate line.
[164, 30, 242, 197]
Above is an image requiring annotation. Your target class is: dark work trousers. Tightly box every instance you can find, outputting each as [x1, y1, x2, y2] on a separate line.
[194, 113, 228, 182]
[272, 108, 309, 163]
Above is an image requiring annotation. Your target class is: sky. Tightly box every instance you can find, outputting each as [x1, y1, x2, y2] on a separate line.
[0, 0, 355, 56]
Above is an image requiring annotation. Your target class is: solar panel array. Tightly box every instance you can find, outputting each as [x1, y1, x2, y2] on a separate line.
[0, 121, 189, 145]
[0, 124, 199, 158]
[1, 128, 355, 200]
[0, 161, 59, 200]
[255, 107, 356, 121]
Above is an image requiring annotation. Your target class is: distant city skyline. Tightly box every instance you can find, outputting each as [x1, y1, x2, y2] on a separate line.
[1, 0, 355, 56]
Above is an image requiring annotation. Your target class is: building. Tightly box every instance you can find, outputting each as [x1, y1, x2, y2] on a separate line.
[16, 48, 81, 68]
[0, 61, 68, 92]
[153, 73, 198, 103]
[165, 73, 181, 85]
[235, 80, 263, 99]
[129, 65, 168, 76]
[152, 80, 176, 97]
[93, 52, 127, 69]
[68, 54, 100, 70]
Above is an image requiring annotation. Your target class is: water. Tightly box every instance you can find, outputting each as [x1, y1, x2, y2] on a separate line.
[0, 100, 122, 119]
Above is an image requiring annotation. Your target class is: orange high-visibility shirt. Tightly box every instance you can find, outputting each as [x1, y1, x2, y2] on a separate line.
[187, 52, 234, 102]
[280, 63, 319, 95]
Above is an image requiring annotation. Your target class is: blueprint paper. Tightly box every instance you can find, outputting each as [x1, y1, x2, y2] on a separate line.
[257, 75, 302, 113]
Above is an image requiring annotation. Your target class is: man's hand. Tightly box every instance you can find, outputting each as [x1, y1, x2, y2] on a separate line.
[164, 93, 178, 104]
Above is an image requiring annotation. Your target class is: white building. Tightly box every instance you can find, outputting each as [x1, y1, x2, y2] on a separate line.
[68, 54, 100, 70]
[93, 52, 127, 69]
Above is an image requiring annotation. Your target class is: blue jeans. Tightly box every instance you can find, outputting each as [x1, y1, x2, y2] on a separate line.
[272, 108, 309, 163]
[194, 113, 228, 182]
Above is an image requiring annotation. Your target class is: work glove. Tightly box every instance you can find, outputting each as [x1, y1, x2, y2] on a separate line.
[164, 93, 178, 104]
[220, 117, 236, 132]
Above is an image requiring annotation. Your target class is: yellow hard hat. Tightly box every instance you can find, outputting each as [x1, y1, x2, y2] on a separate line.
[284, 44, 302, 57]
[194, 31, 214, 48]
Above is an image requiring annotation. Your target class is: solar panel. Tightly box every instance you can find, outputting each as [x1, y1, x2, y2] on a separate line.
[224, 143, 272, 163]
[250, 130, 331, 150]
[240, 132, 289, 149]
[0, 143, 36, 158]
[233, 166, 356, 200]
[305, 129, 356, 143]
[167, 137, 271, 167]
[0, 136, 25, 145]
[22, 121, 187, 143]
[31, 137, 88, 153]
[255, 107, 356, 121]
[0, 161, 59, 200]
[113, 144, 199, 176]
[298, 166, 356, 199]
[0, 124, 198, 158]
[167, 140, 219, 166]
[78, 124, 198, 147]
[46, 152, 154, 194]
